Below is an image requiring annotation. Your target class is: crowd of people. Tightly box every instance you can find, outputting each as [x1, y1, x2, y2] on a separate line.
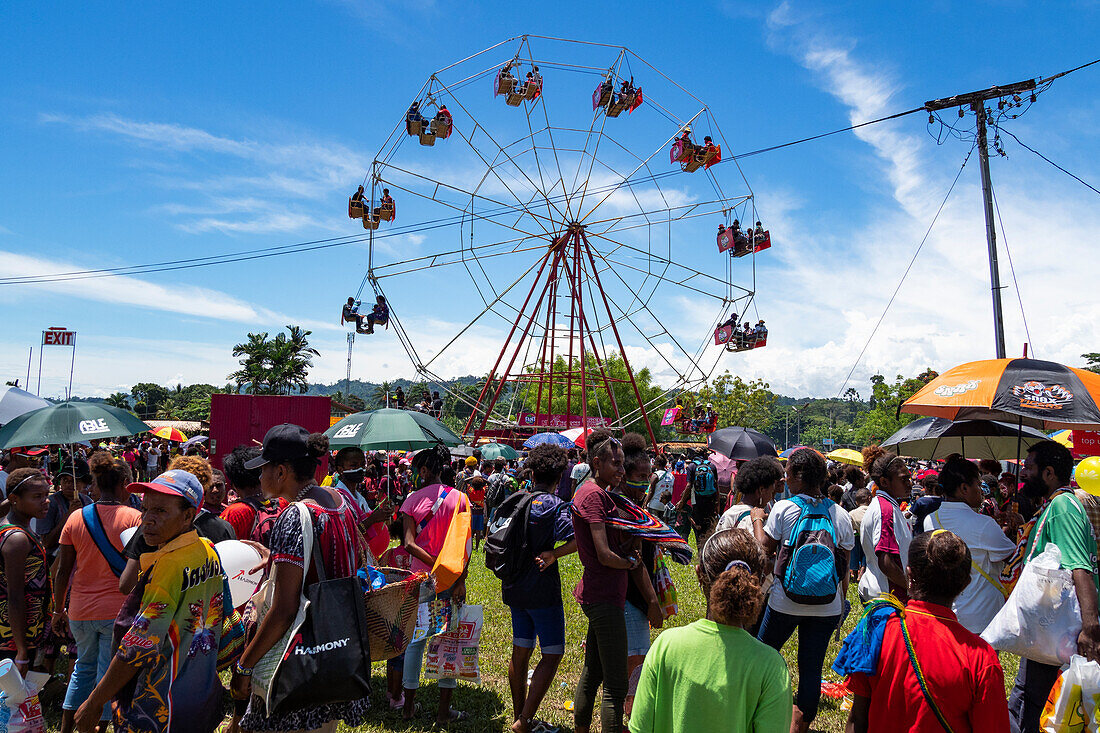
[0, 427, 1097, 733]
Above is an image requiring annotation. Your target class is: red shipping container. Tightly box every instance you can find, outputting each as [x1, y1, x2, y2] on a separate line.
[208, 394, 332, 482]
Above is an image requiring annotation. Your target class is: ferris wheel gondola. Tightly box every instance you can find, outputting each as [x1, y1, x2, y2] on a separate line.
[343, 35, 773, 444]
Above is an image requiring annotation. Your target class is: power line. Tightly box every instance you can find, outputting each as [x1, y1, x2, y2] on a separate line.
[833, 144, 976, 401]
[5, 56, 1098, 288]
[990, 184, 1035, 356]
[998, 127, 1100, 198]
[731, 107, 926, 160]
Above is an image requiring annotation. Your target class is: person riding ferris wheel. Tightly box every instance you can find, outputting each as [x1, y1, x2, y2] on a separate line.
[342, 35, 774, 445]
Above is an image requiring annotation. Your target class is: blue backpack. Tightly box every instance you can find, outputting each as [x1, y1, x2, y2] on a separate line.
[775, 496, 843, 605]
[692, 461, 716, 497]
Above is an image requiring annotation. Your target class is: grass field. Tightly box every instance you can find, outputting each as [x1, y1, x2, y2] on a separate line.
[38, 546, 1018, 732]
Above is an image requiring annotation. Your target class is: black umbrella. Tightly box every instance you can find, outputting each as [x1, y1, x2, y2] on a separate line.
[707, 426, 778, 460]
[881, 417, 1050, 460]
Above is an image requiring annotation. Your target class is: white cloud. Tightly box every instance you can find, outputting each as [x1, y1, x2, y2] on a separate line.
[41, 112, 367, 235]
[737, 7, 1100, 397]
[0, 249, 341, 333]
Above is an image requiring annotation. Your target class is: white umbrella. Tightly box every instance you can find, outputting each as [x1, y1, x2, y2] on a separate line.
[0, 386, 51, 426]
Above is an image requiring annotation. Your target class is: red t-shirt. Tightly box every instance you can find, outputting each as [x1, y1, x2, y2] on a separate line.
[219, 496, 288, 543]
[571, 480, 628, 607]
[847, 600, 1009, 732]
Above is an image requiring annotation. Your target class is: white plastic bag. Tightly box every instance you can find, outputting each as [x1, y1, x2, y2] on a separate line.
[981, 543, 1082, 666]
[1041, 654, 1100, 732]
[424, 604, 483, 684]
[0, 668, 49, 733]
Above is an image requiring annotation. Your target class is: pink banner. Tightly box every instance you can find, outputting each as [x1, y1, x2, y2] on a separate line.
[517, 412, 613, 429]
[661, 407, 680, 426]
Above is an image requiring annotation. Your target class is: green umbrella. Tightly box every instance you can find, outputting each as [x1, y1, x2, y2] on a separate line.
[479, 442, 518, 461]
[324, 408, 464, 451]
[0, 401, 150, 448]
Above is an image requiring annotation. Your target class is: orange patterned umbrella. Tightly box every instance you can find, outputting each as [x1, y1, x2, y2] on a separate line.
[901, 358, 1100, 431]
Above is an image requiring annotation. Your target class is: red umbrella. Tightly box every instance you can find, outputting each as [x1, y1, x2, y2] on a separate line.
[559, 427, 595, 448]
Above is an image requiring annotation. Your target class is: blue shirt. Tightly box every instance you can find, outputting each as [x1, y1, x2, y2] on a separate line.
[502, 492, 574, 609]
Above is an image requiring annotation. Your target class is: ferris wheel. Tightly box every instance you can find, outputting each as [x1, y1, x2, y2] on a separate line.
[344, 35, 772, 444]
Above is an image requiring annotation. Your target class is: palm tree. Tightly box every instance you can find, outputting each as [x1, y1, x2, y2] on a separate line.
[372, 381, 393, 408]
[229, 332, 274, 394]
[104, 392, 131, 410]
[228, 326, 320, 395]
[155, 396, 180, 419]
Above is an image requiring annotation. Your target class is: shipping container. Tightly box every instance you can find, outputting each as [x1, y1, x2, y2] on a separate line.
[208, 394, 332, 482]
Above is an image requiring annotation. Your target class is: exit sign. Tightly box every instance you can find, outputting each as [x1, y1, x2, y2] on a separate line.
[42, 329, 76, 346]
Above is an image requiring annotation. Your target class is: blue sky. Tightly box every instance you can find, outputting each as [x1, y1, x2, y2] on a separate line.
[2, 1, 1099, 401]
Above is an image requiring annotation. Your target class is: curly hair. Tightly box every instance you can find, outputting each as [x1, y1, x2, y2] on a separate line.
[88, 451, 132, 495]
[787, 448, 827, 492]
[168, 454, 214, 491]
[733, 456, 784, 497]
[5, 468, 48, 497]
[222, 446, 261, 491]
[862, 445, 905, 485]
[844, 465, 867, 489]
[699, 528, 767, 626]
[411, 444, 451, 482]
[621, 433, 650, 478]
[1028, 440, 1074, 486]
[525, 444, 568, 485]
[583, 428, 620, 462]
[908, 529, 971, 601]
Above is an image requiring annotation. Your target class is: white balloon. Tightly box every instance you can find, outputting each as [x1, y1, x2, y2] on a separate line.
[214, 540, 263, 608]
[120, 526, 138, 546]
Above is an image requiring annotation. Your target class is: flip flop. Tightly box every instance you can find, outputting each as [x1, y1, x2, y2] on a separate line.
[434, 708, 469, 727]
[401, 701, 421, 721]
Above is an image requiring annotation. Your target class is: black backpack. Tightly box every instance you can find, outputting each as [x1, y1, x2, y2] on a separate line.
[484, 491, 538, 583]
[485, 473, 514, 513]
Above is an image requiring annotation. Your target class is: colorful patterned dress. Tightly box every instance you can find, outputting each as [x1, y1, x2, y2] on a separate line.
[241, 497, 370, 731]
[0, 524, 51, 654]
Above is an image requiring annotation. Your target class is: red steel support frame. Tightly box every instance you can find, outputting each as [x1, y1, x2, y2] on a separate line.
[464, 226, 658, 448]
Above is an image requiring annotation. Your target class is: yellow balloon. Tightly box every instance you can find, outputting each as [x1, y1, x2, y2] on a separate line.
[1076, 456, 1100, 497]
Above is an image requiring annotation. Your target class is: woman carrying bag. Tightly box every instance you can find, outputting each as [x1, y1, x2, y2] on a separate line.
[231, 425, 370, 733]
[398, 444, 472, 726]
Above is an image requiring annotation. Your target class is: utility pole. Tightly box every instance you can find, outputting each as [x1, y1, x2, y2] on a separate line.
[926, 77, 1036, 359]
[345, 332, 355, 401]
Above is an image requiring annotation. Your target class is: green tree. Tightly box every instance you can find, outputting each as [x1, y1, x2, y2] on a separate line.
[686, 372, 777, 432]
[229, 326, 320, 395]
[346, 394, 366, 412]
[1083, 353, 1100, 374]
[130, 382, 170, 418]
[515, 351, 665, 440]
[852, 369, 939, 445]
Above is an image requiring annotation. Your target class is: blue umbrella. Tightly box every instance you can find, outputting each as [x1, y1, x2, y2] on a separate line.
[182, 435, 208, 449]
[522, 432, 575, 449]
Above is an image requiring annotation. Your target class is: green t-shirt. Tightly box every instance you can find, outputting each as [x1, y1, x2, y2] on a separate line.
[629, 619, 791, 733]
[1026, 490, 1099, 592]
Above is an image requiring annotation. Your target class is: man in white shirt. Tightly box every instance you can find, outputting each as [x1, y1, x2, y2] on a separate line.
[570, 451, 590, 494]
[145, 441, 162, 480]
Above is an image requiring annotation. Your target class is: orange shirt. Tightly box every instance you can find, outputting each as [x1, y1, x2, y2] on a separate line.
[59, 503, 142, 620]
